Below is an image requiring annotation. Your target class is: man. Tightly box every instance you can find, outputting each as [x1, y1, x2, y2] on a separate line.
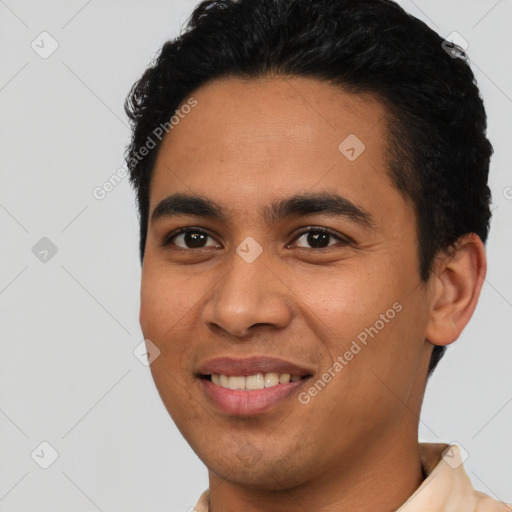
[124, 0, 510, 510]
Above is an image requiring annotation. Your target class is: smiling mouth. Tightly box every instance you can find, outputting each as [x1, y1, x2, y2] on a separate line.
[196, 356, 314, 414]
[200, 372, 311, 390]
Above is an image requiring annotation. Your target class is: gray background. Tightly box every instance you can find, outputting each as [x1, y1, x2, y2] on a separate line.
[0, 0, 511, 510]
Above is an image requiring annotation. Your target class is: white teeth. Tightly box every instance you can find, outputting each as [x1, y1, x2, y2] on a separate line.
[279, 373, 290, 384]
[264, 372, 279, 387]
[210, 372, 302, 390]
[228, 376, 245, 390]
[245, 373, 265, 390]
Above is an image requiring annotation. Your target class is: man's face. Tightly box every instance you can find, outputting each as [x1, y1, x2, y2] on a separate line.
[140, 76, 434, 488]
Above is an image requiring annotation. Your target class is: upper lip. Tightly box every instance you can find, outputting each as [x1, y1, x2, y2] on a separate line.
[196, 356, 314, 377]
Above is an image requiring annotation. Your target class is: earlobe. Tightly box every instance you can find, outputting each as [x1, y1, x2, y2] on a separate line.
[425, 233, 487, 347]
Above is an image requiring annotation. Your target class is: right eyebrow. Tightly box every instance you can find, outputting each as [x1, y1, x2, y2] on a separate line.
[151, 194, 227, 225]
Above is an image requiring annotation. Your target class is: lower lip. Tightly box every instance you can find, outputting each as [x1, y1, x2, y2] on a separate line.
[200, 377, 309, 415]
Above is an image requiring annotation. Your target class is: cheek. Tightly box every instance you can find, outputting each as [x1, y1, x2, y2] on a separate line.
[293, 259, 423, 379]
[139, 266, 199, 351]
[139, 268, 204, 421]
[288, 263, 392, 344]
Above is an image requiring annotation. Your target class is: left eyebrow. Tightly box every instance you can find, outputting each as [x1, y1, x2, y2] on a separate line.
[150, 191, 376, 229]
[261, 192, 376, 229]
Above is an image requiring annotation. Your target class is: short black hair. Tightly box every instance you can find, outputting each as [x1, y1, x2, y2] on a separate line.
[124, 0, 493, 376]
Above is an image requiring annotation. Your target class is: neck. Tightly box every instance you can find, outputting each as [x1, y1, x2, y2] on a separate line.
[207, 432, 425, 512]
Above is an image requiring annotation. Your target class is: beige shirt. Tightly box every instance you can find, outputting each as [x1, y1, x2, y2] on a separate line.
[193, 443, 511, 511]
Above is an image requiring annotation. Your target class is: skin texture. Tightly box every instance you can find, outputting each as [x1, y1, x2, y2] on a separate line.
[139, 76, 486, 511]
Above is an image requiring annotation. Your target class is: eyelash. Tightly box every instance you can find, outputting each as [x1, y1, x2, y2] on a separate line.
[161, 226, 351, 251]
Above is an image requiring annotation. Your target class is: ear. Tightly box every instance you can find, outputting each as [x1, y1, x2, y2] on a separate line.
[425, 233, 487, 346]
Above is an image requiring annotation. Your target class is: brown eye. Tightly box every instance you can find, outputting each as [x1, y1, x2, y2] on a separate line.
[164, 229, 221, 249]
[293, 228, 348, 249]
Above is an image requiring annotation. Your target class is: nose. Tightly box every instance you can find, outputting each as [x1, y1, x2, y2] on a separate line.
[201, 248, 293, 339]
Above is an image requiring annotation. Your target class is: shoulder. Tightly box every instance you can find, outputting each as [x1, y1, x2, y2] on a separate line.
[193, 489, 210, 512]
[474, 490, 512, 512]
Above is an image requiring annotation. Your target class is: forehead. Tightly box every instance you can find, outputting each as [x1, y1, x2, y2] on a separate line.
[149, 76, 399, 221]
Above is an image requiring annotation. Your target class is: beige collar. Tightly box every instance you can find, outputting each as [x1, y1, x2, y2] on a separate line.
[194, 443, 511, 511]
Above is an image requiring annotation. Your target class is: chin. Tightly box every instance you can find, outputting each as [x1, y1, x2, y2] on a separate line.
[195, 439, 314, 490]
[213, 461, 306, 490]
